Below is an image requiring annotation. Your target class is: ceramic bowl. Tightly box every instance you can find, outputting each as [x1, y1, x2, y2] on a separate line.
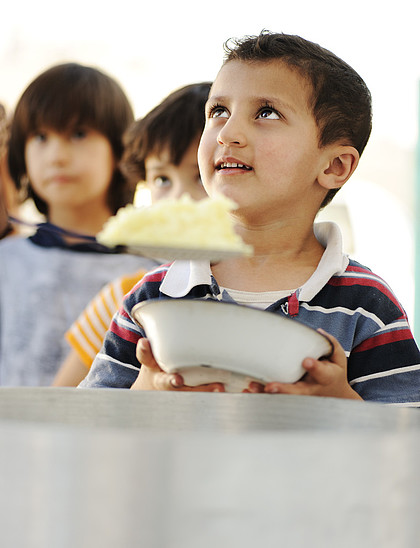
[131, 299, 333, 392]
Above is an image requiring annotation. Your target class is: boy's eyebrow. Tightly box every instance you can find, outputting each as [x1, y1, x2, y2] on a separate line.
[206, 95, 298, 114]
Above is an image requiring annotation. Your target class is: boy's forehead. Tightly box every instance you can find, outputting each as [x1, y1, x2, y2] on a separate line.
[210, 59, 312, 109]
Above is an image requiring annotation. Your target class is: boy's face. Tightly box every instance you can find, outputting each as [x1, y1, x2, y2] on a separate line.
[198, 60, 332, 223]
[25, 127, 115, 211]
[145, 136, 207, 203]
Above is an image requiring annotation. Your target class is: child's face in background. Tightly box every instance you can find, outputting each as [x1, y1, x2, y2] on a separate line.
[198, 60, 332, 223]
[24, 127, 115, 212]
[144, 136, 207, 203]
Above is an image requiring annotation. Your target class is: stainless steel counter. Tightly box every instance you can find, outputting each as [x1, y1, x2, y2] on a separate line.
[0, 388, 419, 547]
[0, 387, 419, 431]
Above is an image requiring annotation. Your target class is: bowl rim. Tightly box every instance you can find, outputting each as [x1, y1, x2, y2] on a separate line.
[131, 297, 334, 359]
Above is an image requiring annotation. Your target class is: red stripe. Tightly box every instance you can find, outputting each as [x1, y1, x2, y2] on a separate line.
[354, 328, 412, 352]
[126, 267, 169, 296]
[109, 319, 140, 344]
[328, 275, 402, 310]
[346, 265, 374, 274]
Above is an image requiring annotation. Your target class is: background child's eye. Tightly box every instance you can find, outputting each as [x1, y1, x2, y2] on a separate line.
[154, 176, 172, 188]
[72, 128, 87, 139]
[33, 131, 48, 142]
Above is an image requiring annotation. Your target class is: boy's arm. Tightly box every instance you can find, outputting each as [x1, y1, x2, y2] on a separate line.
[346, 317, 420, 404]
[78, 296, 144, 389]
[52, 350, 89, 387]
[263, 331, 362, 400]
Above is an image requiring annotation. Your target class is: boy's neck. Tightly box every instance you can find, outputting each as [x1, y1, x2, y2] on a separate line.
[236, 215, 320, 253]
[212, 221, 325, 292]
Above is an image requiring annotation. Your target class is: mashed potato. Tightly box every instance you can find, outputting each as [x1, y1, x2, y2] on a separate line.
[97, 194, 253, 254]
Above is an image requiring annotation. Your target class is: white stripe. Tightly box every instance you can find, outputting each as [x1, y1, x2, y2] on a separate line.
[84, 308, 108, 345]
[68, 324, 97, 360]
[114, 315, 142, 333]
[95, 296, 114, 326]
[375, 319, 410, 334]
[350, 363, 420, 385]
[78, 315, 102, 349]
[102, 284, 118, 314]
[300, 302, 385, 328]
[96, 353, 140, 371]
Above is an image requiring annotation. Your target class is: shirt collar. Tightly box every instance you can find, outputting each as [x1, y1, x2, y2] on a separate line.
[29, 223, 120, 253]
[160, 260, 213, 297]
[298, 221, 349, 301]
[160, 221, 348, 301]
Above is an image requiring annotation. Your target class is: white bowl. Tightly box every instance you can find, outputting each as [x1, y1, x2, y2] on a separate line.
[131, 299, 333, 392]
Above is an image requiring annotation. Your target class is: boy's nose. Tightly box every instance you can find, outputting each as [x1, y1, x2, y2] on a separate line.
[217, 118, 247, 147]
[48, 136, 71, 164]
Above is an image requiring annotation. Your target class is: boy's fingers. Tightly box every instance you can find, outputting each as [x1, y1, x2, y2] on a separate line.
[154, 372, 184, 391]
[245, 381, 265, 393]
[264, 380, 314, 396]
[317, 329, 347, 369]
[185, 382, 226, 392]
[136, 338, 160, 370]
[155, 375, 225, 392]
[136, 338, 225, 392]
[302, 357, 335, 385]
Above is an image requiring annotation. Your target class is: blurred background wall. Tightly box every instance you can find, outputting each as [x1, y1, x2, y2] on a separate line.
[2, 0, 418, 336]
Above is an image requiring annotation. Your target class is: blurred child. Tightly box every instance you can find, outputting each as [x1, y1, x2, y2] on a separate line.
[0, 63, 157, 385]
[52, 82, 210, 386]
[0, 103, 19, 239]
[80, 32, 420, 405]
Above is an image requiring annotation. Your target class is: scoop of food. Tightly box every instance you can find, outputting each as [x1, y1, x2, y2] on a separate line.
[97, 194, 253, 260]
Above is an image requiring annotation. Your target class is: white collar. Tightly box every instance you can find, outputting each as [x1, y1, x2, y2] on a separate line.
[160, 221, 348, 302]
[299, 221, 349, 301]
[160, 260, 212, 297]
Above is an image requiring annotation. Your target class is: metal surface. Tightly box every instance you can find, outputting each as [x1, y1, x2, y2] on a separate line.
[0, 387, 419, 431]
[0, 388, 419, 547]
[125, 244, 250, 261]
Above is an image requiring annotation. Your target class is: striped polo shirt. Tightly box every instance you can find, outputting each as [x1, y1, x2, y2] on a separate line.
[80, 222, 420, 405]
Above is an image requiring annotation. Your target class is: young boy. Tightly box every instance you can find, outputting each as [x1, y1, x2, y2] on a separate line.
[80, 32, 420, 405]
[0, 63, 158, 386]
[53, 83, 210, 386]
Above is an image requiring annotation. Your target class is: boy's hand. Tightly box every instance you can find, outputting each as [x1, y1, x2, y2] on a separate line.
[130, 338, 225, 392]
[262, 330, 362, 400]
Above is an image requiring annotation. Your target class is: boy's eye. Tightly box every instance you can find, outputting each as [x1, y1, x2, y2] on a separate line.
[208, 105, 229, 119]
[33, 131, 48, 142]
[257, 107, 281, 120]
[153, 176, 172, 188]
[72, 128, 88, 139]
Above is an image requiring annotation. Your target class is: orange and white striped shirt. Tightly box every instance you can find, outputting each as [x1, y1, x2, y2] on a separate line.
[65, 270, 147, 367]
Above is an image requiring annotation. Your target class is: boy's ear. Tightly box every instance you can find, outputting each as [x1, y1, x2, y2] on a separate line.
[318, 146, 359, 190]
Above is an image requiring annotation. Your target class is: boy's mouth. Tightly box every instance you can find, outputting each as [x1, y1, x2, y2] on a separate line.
[216, 161, 252, 171]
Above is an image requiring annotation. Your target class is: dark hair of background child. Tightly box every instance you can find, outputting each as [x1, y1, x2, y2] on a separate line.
[7, 63, 135, 215]
[121, 82, 211, 185]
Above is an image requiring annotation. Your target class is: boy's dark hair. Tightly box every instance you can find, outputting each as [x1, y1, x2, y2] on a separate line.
[224, 31, 372, 208]
[121, 82, 211, 184]
[8, 62, 135, 215]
